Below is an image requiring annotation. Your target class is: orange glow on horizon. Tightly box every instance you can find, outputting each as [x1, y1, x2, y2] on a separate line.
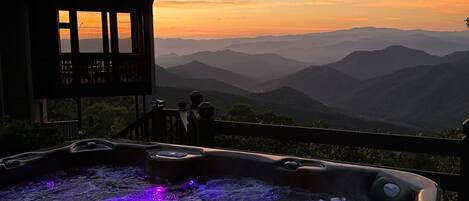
[153, 0, 469, 39]
[63, 0, 469, 39]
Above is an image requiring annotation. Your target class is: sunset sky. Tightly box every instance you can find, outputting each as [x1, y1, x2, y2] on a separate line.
[65, 0, 469, 39]
[153, 0, 469, 39]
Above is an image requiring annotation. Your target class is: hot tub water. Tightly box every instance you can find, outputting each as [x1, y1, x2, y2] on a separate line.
[0, 165, 350, 201]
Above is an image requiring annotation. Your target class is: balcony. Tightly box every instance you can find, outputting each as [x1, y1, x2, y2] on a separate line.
[52, 53, 151, 97]
[29, 0, 154, 98]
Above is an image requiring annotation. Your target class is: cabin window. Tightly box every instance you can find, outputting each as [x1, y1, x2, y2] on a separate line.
[57, 10, 137, 54]
[117, 13, 132, 53]
[59, 10, 69, 23]
[59, 29, 71, 53]
[77, 11, 103, 53]
[58, 10, 71, 53]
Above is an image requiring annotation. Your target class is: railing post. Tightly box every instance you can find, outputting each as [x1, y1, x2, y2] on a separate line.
[177, 101, 188, 142]
[188, 91, 203, 145]
[460, 119, 469, 201]
[151, 99, 166, 142]
[198, 102, 215, 147]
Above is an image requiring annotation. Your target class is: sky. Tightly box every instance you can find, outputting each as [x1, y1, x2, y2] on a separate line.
[153, 0, 469, 39]
[61, 0, 469, 39]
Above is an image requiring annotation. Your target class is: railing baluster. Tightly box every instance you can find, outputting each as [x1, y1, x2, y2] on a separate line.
[460, 119, 469, 201]
[43, 120, 79, 140]
[169, 116, 174, 143]
[144, 120, 149, 141]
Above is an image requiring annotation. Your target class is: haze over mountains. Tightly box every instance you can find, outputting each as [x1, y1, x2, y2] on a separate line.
[167, 61, 257, 89]
[157, 43, 469, 133]
[155, 65, 249, 96]
[72, 27, 469, 132]
[334, 63, 469, 131]
[156, 27, 469, 64]
[155, 62, 415, 132]
[156, 86, 413, 132]
[158, 50, 307, 81]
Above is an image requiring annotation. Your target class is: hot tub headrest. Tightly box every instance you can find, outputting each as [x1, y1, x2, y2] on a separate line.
[370, 176, 414, 201]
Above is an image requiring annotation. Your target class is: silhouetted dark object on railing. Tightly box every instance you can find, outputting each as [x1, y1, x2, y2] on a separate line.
[466, 18, 469, 28]
[113, 91, 468, 200]
[44, 120, 80, 140]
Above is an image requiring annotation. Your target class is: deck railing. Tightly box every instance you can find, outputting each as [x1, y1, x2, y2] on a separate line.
[112, 91, 468, 200]
[112, 101, 189, 144]
[43, 120, 80, 140]
[59, 54, 150, 86]
[35, 53, 151, 98]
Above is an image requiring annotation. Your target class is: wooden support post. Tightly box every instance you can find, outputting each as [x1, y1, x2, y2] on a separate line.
[0, 54, 4, 118]
[198, 102, 215, 147]
[135, 95, 139, 119]
[151, 102, 158, 142]
[460, 119, 469, 201]
[143, 95, 147, 113]
[151, 99, 166, 142]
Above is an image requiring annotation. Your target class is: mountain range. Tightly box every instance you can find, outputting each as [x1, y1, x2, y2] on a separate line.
[157, 50, 308, 81]
[334, 63, 469, 131]
[156, 27, 469, 64]
[159, 44, 469, 132]
[155, 86, 414, 132]
[155, 65, 249, 96]
[167, 61, 258, 89]
[261, 46, 469, 131]
[68, 27, 469, 66]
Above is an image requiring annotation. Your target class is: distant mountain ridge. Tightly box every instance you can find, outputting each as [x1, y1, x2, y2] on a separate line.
[327, 45, 441, 80]
[334, 63, 469, 131]
[327, 45, 469, 80]
[155, 27, 469, 64]
[155, 65, 249, 96]
[261, 66, 360, 103]
[260, 46, 469, 131]
[155, 86, 414, 132]
[157, 49, 308, 81]
[154, 65, 415, 132]
[167, 61, 258, 90]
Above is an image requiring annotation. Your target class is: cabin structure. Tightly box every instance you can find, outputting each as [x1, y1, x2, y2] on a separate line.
[0, 0, 155, 122]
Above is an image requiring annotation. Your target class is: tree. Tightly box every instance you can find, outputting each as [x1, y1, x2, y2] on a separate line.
[222, 104, 258, 123]
[222, 104, 294, 126]
[83, 103, 132, 138]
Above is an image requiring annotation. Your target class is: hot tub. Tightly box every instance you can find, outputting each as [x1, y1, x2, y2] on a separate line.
[0, 139, 440, 201]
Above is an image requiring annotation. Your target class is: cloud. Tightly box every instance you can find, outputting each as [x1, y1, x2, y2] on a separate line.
[366, 0, 469, 13]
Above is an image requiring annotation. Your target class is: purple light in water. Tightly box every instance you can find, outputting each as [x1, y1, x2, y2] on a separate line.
[45, 181, 55, 189]
[105, 186, 179, 201]
[155, 186, 166, 192]
[181, 178, 199, 190]
[151, 186, 169, 201]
